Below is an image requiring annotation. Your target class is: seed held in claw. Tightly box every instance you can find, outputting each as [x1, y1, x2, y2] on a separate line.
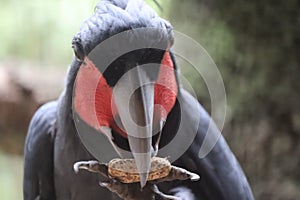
[108, 157, 171, 183]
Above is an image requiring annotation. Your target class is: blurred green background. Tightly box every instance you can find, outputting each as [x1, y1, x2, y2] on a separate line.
[0, 0, 299, 199]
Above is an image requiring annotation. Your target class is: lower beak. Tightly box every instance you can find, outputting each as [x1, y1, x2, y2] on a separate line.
[113, 66, 154, 188]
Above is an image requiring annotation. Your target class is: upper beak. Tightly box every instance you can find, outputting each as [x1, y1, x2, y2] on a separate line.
[113, 65, 154, 188]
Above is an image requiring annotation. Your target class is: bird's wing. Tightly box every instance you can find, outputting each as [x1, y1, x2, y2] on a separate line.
[160, 89, 255, 200]
[23, 101, 57, 200]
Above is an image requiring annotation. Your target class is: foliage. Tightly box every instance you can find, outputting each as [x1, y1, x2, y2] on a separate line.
[0, 0, 99, 66]
[0, 152, 23, 200]
[0, 0, 164, 67]
[167, 0, 300, 199]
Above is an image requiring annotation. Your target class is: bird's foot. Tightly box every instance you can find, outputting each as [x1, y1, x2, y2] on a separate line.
[73, 160, 200, 200]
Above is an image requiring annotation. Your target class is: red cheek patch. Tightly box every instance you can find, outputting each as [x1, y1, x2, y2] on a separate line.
[74, 58, 124, 135]
[74, 58, 115, 129]
[74, 51, 177, 137]
[154, 51, 178, 120]
[74, 58, 103, 130]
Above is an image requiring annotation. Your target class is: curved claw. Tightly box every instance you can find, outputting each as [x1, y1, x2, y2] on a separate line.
[73, 160, 99, 173]
[167, 166, 200, 181]
[189, 172, 200, 181]
[73, 160, 109, 178]
[73, 161, 87, 173]
[153, 185, 181, 200]
[151, 166, 200, 184]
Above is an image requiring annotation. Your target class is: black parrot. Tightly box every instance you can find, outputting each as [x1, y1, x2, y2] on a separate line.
[23, 0, 255, 199]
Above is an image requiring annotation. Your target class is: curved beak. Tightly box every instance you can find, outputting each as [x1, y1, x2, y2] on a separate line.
[113, 66, 155, 188]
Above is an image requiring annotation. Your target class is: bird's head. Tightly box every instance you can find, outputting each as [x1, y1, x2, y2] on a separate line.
[72, 0, 177, 188]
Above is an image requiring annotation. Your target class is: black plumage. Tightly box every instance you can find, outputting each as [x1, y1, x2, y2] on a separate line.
[23, 0, 254, 199]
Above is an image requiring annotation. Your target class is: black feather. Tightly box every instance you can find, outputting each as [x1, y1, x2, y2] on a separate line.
[23, 102, 57, 200]
[24, 1, 254, 199]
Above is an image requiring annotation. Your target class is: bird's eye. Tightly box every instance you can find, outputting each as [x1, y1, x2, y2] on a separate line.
[72, 37, 85, 62]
